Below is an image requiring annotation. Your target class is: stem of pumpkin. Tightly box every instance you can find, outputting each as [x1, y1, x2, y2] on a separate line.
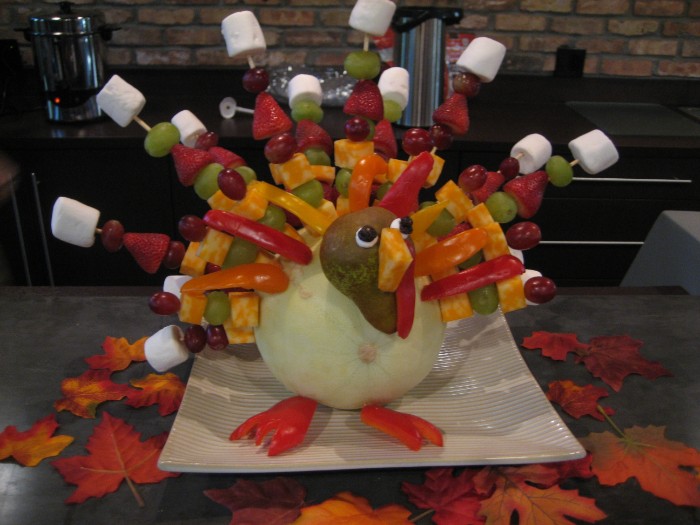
[126, 476, 146, 507]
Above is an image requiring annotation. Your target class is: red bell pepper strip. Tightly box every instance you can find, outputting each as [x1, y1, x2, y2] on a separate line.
[421, 254, 525, 302]
[360, 404, 443, 451]
[204, 209, 312, 265]
[396, 240, 416, 339]
[230, 396, 318, 456]
[378, 151, 434, 217]
[181, 263, 289, 295]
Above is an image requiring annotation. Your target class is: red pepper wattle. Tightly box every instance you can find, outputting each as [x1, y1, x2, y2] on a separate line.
[378, 151, 434, 217]
[396, 240, 416, 339]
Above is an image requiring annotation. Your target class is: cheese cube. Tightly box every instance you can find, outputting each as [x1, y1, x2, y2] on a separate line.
[269, 153, 314, 190]
[387, 158, 409, 183]
[378, 228, 413, 292]
[228, 291, 260, 328]
[431, 268, 473, 322]
[222, 321, 256, 344]
[408, 153, 444, 188]
[178, 292, 207, 324]
[334, 139, 374, 169]
[481, 222, 509, 260]
[465, 203, 495, 228]
[180, 242, 207, 277]
[311, 164, 336, 184]
[208, 190, 236, 211]
[335, 195, 351, 216]
[496, 276, 526, 313]
[197, 228, 234, 266]
[435, 179, 473, 223]
[230, 184, 268, 220]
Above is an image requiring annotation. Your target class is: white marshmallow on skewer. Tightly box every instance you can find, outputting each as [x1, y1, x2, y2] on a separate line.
[455, 37, 507, 83]
[349, 0, 397, 37]
[145, 325, 191, 373]
[568, 129, 619, 174]
[171, 110, 206, 148]
[163, 274, 192, 299]
[378, 67, 410, 110]
[510, 133, 552, 174]
[221, 11, 266, 60]
[51, 197, 100, 248]
[287, 74, 323, 108]
[96, 75, 147, 128]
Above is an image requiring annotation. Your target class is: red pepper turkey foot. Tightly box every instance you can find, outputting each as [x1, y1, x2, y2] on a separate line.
[360, 404, 443, 451]
[230, 396, 317, 456]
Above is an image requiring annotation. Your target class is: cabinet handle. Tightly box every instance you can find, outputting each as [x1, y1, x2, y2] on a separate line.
[540, 240, 644, 246]
[572, 177, 692, 184]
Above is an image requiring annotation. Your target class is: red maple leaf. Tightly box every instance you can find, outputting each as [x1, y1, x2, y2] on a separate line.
[204, 477, 306, 524]
[54, 369, 133, 418]
[546, 380, 615, 421]
[521, 331, 589, 361]
[51, 412, 178, 506]
[85, 336, 147, 372]
[580, 425, 700, 507]
[0, 414, 74, 467]
[125, 373, 185, 416]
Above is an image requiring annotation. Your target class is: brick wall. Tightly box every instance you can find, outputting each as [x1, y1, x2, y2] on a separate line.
[4, 0, 699, 78]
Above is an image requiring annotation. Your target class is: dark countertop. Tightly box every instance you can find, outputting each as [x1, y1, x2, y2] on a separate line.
[1, 286, 699, 524]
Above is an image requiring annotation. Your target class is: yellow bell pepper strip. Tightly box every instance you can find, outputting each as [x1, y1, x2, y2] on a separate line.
[360, 404, 443, 451]
[349, 154, 387, 212]
[409, 201, 448, 237]
[204, 209, 312, 265]
[421, 254, 525, 302]
[414, 227, 488, 277]
[249, 181, 332, 236]
[230, 396, 318, 456]
[396, 240, 416, 339]
[181, 263, 289, 295]
[378, 151, 434, 217]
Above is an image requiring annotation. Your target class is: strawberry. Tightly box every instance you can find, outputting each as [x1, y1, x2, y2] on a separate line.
[171, 144, 214, 187]
[372, 119, 398, 160]
[252, 92, 293, 140]
[470, 171, 505, 204]
[343, 79, 383, 121]
[432, 93, 469, 135]
[503, 170, 549, 218]
[123, 233, 170, 274]
[295, 119, 333, 156]
[208, 146, 246, 169]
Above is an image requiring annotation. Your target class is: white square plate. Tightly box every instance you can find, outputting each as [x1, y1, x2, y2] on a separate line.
[159, 311, 585, 473]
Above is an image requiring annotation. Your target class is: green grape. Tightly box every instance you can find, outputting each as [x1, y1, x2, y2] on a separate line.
[222, 238, 259, 268]
[194, 163, 224, 200]
[291, 179, 324, 208]
[376, 181, 392, 201]
[144, 122, 180, 158]
[546, 155, 574, 187]
[419, 200, 436, 209]
[364, 118, 376, 140]
[458, 250, 483, 270]
[468, 284, 499, 315]
[344, 50, 381, 80]
[383, 99, 403, 123]
[304, 147, 331, 166]
[291, 100, 324, 123]
[235, 165, 257, 184]
[203, 291, 230, 325]
[427, 208, 456, 237]
[335, 168, 352, 197]
[485, 191, 518, 223]
[258, 204, 287, 231]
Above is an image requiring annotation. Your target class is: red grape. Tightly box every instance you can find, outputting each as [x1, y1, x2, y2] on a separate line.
[184, 324, 206, 353]
[505, 221, 542, 250]
[205, 262, 221, 274]
[264, 133, 297, 164]
[100, 219, 124, 252]
[452, 71, 481, 98]
[242, 67, 269, 94]
[458, 165, 488, 193]
[163, 240, 186, 269]
[402, 127, 432, 156]
[194, 131, 219, 150]
[218, 168, 247, 200]
[524, 276, 557, 304]
[499, 156, 520, 180]
[429, 124, 453, 151]
[178, 214, 207, 242]
[344, 117, 370, 142]
[148, 291, 181, 315]
[206, 325, 229, 350]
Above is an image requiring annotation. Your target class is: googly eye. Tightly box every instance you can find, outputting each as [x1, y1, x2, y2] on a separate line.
[390, 217, 413, 238]
[355, 225, 378, 248]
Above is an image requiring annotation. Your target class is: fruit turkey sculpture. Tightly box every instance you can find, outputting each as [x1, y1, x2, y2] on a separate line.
[51, 1, 620, 456]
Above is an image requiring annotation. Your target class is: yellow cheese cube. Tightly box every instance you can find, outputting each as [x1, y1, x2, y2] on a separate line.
[335, 195, 351, 216]
[230, 184, 268, 220]
[334, 139, 374, 169]
[431, 267, 473, 322]
[435, 179, 473, 223]
[466, 203, 495, 228]
[378, 228, 413, 292]
[228, 291, 260, 328]
[207, 190, 236, 211]
[496, 276, 527, 313]
[254, 250, 281, 266]
[180, 242, 206, 277]
[408, 153, 444, 187]
[222, 320, 256, 344]
[411, 230, 438, 253]
[197, 228, 234, 266]
[269, 153, 315, 190]
[178, 292, 207, 324]
[387, 158, 409, 183]
[310, 164, 336, 184]
[482, 222, 509, 260]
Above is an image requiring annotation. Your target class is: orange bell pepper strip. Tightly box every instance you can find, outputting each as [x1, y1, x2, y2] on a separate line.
[360, 405, 443, 451]
[414, 227, 488, 276]
[180, 263, 289, 295]
[348, 153, 387, 212]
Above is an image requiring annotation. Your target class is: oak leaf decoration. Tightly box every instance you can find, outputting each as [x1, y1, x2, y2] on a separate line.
[85, 336, 147, 372]
[126, 373, 185, 416]
[291, 491, 412, 524]
[54, 369, 132, 418]
[0, 414, 73, 467]
[546, 380, 614, 421]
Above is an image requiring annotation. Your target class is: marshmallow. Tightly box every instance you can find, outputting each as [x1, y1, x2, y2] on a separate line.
[510, 133, 552, 174]
[378, 67, 410, 110]
[163, 274, 192, 298]
[221, 11, 266, 59]
[456, 37, 507, 83]
[521, 269, 543, 306]
[51, 197, 100, 248]
[349, 0, 396, 37]
[287, 74, 323, 108]
[171, 110, 206, 148]
[145, 325, 191, 372]
[96, 75, 146, 128]
[568, 129, 619, 175]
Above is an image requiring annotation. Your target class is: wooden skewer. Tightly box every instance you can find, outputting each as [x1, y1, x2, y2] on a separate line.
[133, 115, 151, 132]
[570, 158, 580, 167]
[247, 56, 256, 70]
[363, 34, 370, 52]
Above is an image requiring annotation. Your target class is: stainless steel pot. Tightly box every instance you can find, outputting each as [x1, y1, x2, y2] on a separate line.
[20, 2, 118, 122]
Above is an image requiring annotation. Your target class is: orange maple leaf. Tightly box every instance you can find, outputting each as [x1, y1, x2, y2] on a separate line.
[580, 425, 700, 507]
[125, 373, 185, 416]
[475, 465, 606, 525]
[85, 336, 147, 372]
[291, 491, 412, 524]
[546, 380, 615, 421]
[51, 412, 179, 506]
[54, 369, 132, 418]
[0, 414, 74, 467]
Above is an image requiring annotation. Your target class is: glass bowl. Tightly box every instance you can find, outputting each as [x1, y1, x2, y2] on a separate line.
[268, 65, 357, 108]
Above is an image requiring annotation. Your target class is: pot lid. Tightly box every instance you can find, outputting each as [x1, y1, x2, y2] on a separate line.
[28, 1, 104, 36]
